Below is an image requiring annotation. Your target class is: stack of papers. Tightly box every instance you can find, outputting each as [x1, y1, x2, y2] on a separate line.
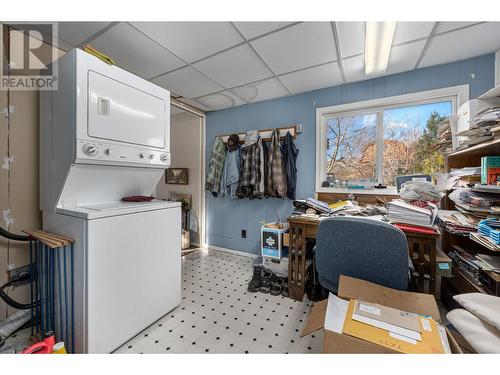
[387, 200, 438, 228]
[325, 294, 448, 354]
[476, 254, 500, 274]
[437, 210, 479, 235]
[305, 197, 332, 214]
[435, 118, 453, 155]
[470, 107, 500, 126]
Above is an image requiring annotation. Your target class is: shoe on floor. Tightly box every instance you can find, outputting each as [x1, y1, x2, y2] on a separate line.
[281, 277, 289, 297]
[270, 277, 283, 296]
[260, 268, 275, 294]
[247, 266, 262, 293]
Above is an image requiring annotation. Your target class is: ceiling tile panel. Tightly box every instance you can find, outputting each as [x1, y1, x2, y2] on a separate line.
[197, 90, 245, 110]
[57, 22, 111, 46]
[279, 62, 343, 94]
[233, 22, 294, 39]
[193, 44, 272, 88]
[393, 22, 434, 44]
[336, 22, 365, 58]
[232, 78, 288, 103]
[152, 66, 223, 98]
[434, 22, 481, 34]
[89, 23, 185, 78]
[132, 22, 243, 63]
[342, 55, 366, 83]
[419, 22, 500, 68]
[251, 22, 337, 75]
[387, 40, 427, 74]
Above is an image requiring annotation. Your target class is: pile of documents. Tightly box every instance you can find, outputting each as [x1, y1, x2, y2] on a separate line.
[435, 118, 453, 154]
[448, 188, 500, 218]
[454, 107, 500, 150]
[305, 197, 333, 214]
[437, 210, 479, 235]
[399, 180, 444, 202]
[387, 199, 438, 228]
[437, 167, 481, 190]
[326, 295, 449, 354]
[478, 218, 500, 244]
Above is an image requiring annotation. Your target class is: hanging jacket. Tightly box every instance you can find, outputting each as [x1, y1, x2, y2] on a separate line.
[237, 130, 263, 199]
[220, 146, 240, 200]
[266, 129, 287, 197]
[281, 131, 299, 200]
[206, 136, 226, 196]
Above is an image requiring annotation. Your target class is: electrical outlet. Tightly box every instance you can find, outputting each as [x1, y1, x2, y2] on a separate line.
[241, 229, 246, 239]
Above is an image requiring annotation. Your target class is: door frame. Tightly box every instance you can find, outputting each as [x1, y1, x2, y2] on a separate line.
[170, 98, 206, 249]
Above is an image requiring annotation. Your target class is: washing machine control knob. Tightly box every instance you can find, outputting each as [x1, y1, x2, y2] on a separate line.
[104, 148, 112, 156]
[160, 154, 168, 162]
[138, 153, 145, 159]
[83, 143, 98, 156]
[148, 154, 155, 160]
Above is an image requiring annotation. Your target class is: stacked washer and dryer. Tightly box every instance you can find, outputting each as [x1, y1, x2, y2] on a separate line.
[40, 49, 181, 353]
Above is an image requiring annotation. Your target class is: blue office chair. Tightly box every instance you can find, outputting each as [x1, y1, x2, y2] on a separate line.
[314, 216, 412, 293]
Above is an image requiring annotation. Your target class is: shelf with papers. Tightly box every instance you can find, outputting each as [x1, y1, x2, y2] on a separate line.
[447, 137, 500, 158]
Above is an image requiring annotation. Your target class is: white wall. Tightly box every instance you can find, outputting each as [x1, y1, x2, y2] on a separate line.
[157, 112, 201, 244]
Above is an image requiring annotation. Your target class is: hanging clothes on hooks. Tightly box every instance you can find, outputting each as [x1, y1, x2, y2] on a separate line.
[220, 134, 241, 200]
[206, 136, 226, 197]
[281, 131, 299, 200]
[266, 129, 287, 197]
[237, 130, 263, 199]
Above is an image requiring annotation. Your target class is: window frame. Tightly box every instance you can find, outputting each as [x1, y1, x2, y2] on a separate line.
[315, 85, 469, 193]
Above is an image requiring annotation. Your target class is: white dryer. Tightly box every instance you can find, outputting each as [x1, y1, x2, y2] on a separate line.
[40, 49, 181, 353]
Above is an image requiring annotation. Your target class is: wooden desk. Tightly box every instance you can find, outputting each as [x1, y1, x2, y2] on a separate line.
[287, 216, 439, 301]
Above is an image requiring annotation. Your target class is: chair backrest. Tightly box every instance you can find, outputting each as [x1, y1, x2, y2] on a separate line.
[315, 216, 409, 293]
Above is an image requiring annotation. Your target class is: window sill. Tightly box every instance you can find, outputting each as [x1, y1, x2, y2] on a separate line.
[316, 187, 399, 196]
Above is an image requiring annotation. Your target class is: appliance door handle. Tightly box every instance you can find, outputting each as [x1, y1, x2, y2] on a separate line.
[97, 97, 110, 116]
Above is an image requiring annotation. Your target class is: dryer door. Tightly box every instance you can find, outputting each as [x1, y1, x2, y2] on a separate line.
[87, 71, 167, 149]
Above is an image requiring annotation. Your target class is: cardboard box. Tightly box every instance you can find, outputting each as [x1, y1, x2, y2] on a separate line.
[261, 222, 288, 259]
[436, 248, 452, 278]
[301, 275, 462, 354]
[283, 232, 289, 247]
[481, 156, 500, 185]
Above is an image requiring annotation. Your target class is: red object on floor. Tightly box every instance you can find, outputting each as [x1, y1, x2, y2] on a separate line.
[394, 223, 439, 235]
[121, 195, 155, 202]
[21, 331, 55, 354]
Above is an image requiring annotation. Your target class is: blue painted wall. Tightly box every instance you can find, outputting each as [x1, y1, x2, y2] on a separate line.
[206, 54, 496, 255]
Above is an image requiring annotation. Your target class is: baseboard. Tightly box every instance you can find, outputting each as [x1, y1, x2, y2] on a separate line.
[207, 245, 258, 259]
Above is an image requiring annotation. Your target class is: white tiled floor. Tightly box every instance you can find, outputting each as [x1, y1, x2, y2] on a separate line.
[115, 249, 322, 354]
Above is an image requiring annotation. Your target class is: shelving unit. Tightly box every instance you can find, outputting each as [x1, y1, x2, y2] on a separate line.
[441, 138, 500, 306]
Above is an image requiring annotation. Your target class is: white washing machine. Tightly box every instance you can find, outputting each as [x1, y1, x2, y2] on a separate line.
[40, 49, 181, 353]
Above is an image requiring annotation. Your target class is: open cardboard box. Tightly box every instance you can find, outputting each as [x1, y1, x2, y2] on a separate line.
[301, 275, 462, 353]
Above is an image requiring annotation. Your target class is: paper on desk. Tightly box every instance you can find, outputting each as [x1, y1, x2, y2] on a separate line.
[324, 293, 348, 334]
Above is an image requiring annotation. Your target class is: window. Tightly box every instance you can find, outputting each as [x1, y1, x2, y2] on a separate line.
[316, 86, 468, 191]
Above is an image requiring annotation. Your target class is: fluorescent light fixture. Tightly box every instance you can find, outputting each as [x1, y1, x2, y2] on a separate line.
[365, 21, 396, 76]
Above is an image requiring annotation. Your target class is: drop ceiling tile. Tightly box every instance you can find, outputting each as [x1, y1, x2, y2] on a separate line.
[56, 22, 111, 46]
[419, 22, 500, 68]
[393, 22, 434, 44]
[232, 78, 288, 103]
[387, 40, 426, 74]
[279, 62, 343, 94]
[434, 22, 481, 34]
[233, 22, 294, 39]
[193, 44, 272, 88]
[336, 22, 365, 58]
[89, 23, 185, 79]
[342, 55, 366, 83]
[132, 22, 243, 63]
[152, 66, 223, 98]
[251, 22, 337, 75]
[177, 97, 211, 112]
[196, 90, 245, 110]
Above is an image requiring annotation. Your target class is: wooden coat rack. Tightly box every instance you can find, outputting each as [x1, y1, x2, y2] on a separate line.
[219, 124, 301, 144]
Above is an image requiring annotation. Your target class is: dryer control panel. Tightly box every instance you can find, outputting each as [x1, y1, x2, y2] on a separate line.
[76, 139, 170, 167]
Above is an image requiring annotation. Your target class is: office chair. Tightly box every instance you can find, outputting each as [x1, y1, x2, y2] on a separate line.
[314, 216, 411, 293]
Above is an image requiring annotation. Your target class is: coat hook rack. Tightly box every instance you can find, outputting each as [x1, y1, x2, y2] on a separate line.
[219, 123, 302, 144]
